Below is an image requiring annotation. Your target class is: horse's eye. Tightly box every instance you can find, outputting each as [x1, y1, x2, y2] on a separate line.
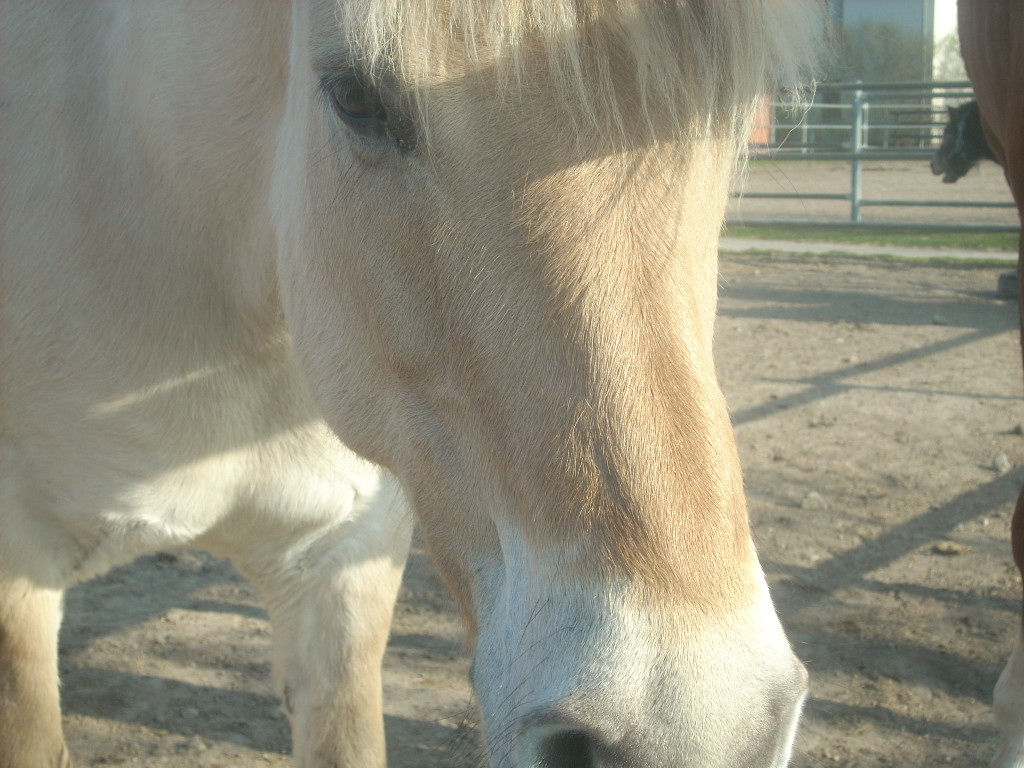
[320, 72, 416, 153]
[326, 76, 387, 122]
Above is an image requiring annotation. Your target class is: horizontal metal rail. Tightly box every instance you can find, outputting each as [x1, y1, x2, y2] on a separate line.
[748, 151, 934, 161]
[739, 192, 1014, 210]
[741, 193, 851, 201]
[822, 80, 976, 91]
[859, 199, 1016, 209]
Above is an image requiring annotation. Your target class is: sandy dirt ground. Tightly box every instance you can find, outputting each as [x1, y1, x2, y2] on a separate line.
[58, 161, 1024, 767]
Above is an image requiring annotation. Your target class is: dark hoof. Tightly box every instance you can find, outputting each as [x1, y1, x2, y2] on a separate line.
[998, 272, 1019, 299]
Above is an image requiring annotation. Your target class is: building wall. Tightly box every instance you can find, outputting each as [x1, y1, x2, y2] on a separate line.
[841, 0, 925, 37]
[932, 0, 958, 41]
[834, 0, 961, 82]
[930, 0, 965, 81]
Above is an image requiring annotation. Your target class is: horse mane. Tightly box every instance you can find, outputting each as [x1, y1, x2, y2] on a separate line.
[336, 0, 822, 149]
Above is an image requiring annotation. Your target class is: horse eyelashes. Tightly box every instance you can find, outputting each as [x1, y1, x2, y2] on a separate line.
[328, 77, 387, 121]
[320, 72, 417, 153]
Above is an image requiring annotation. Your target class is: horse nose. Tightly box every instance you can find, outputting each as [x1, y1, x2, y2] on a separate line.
[534, 729, 598, 768]
[518, 713, 610, 768]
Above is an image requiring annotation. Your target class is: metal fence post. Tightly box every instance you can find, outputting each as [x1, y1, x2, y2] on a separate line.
[850, 89, 864, 223]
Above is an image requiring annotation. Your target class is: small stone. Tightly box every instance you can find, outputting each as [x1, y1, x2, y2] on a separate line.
[1011, 424, 1024, 436]
[933, 541, 966, 556]
[801, 491, 828, 510]
[179, 736, 207, 753]
[993, 452, 1012, 473]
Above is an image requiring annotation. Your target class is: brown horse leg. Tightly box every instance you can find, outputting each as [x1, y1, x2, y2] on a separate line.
[960, 3, 1024, 763]
[990, 235, 1024, 768]
[0, 576, 70, 768]
[992, 486, 1024, 767]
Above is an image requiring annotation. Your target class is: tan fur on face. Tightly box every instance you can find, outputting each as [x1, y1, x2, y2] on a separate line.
[522, 150, 749, 590]
[426, 141, 752, 607]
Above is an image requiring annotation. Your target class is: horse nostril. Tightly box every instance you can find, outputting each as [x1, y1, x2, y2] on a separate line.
[537, 730, 596, 768]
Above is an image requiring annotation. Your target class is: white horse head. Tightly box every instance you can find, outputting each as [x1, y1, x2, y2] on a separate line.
[1, 2, 821, 766]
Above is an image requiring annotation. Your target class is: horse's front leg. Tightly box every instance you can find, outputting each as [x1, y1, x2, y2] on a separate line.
[267, 539, 410, 768]
[208, 472, 412, 768]
[0, 575, 70, 768]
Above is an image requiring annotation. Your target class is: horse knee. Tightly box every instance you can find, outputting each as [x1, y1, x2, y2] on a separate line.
[0, 578, 69, 768]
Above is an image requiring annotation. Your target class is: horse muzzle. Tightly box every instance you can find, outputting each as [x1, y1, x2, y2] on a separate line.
[472, 580, 808, 768]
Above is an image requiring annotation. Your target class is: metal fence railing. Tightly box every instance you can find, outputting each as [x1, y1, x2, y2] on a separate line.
[731, 81, 1019, 232]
